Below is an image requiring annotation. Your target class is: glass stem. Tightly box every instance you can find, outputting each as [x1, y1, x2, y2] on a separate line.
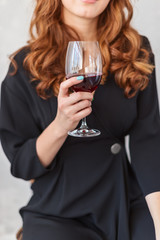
[80, 117, 89, 129]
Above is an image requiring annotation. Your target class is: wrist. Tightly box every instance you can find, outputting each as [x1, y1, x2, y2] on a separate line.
[52, 117, 68, 139]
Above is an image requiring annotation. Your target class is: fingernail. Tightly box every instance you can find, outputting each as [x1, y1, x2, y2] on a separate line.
[77, 76, 84, 80]
[92, 97, 94, 102]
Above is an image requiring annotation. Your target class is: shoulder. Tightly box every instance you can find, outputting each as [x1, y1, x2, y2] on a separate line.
[140, 35, 154, 55]
[2, 47, 34, 100]
[14, 46, 30, 67]
[4, 46, 30, 82]
[140, 35, 154, 65]
[7, 46, 30, 75]
[140, 35, 151, 48]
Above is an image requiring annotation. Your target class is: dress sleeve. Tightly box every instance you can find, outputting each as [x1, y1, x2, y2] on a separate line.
[129, 38, 160, 196]
[0, 76, 56, 181]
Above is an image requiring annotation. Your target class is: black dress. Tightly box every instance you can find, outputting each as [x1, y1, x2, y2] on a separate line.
[0, 37, 160, 240]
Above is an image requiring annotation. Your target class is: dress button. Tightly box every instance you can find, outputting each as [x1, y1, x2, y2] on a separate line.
[111, 143, 121, 154]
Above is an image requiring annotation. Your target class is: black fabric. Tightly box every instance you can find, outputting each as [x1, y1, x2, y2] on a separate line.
[130, 199, 156, 240]
[0, 36, 159, 240]
[22, 211, 104, 240]
[129, 53, 160, 195]
[22, 203, 156, 240]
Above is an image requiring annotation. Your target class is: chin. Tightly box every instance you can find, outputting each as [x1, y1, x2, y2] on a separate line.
[62, 0, 110, 21]
[78, 11, 99, 19]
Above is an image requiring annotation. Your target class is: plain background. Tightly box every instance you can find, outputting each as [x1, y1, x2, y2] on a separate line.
[0, 0, 160, 239]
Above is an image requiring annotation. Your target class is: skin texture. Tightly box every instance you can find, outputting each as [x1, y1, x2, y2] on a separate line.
[61, 0, 110, 41]
[61, 0, 110, 19]
[146, 192, 160, 240]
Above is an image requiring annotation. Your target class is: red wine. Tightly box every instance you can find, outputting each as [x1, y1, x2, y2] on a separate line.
[66, 73, 102, 92]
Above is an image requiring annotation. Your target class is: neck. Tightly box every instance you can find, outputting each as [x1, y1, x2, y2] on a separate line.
[62, 10, 98, 41]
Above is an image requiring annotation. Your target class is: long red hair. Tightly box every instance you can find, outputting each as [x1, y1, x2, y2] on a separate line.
[11, 0, 154, 99]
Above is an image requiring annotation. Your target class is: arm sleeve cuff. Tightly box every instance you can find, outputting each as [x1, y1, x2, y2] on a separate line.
[11, 138, 57, 180]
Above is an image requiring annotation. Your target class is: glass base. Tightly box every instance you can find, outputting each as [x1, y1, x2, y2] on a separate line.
[68, 128, 101, 137]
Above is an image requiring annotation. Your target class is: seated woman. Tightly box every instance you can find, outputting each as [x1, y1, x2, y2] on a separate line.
[1, 0, 160, 239]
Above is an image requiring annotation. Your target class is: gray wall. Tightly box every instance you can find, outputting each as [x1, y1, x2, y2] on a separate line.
[0, 0, 160, 239]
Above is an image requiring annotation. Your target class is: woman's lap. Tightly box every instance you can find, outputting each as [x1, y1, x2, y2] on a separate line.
[22, 203, 156, 240]
[22, 212, 103, 240]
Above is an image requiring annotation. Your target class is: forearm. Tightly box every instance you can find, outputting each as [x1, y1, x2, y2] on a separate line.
[145, 192, 160, 239]
[36, 118, 68, 168]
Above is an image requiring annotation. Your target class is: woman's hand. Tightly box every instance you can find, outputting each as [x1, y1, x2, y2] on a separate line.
[145, 192, 160, 240]
[36, 76, 93, 168]
[54, 76, 94, 135]
[155, 228, 160, 240]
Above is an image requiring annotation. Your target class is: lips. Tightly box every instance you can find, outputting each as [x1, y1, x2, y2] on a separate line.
[81, 0, 97, 3]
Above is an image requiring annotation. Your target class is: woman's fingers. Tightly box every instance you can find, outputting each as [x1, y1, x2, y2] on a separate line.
[65, 99, 92, 116]
[67, 91, 94, 105]
[57, 77, 94, 132]
[59, 77, 83, 98]
[58, 93, 93, 118]
[71, 106, 92, 122]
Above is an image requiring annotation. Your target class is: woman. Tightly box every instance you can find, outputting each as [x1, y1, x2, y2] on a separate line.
[1, 0, 160, 239]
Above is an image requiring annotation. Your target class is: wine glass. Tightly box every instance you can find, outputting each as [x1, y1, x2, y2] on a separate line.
[65, 41, 102, 137]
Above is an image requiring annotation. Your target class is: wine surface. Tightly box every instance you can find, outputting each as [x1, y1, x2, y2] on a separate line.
[66, 74, 102, 92]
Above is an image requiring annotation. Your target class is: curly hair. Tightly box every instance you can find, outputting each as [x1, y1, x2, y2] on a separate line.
[11, 0, 154, 99]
